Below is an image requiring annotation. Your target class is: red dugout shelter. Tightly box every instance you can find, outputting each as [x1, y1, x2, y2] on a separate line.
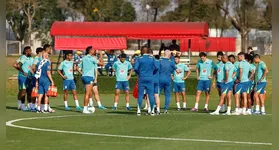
[50, 21, 235, 52]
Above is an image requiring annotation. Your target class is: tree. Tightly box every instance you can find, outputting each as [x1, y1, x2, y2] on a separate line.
[216, 0, 267, 52]
[69, 0, 136, 22]
[7, 0, 43, 45]
[160, 0, 230, 35]
[6, 0, 68, 45]
[139, 0, 170, 22]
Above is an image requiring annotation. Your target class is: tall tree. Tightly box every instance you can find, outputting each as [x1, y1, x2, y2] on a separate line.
[7, 0, 44, 45]
[216, 0, 266, 52]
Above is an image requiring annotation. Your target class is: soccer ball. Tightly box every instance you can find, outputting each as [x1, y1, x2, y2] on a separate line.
[88, 106, 95, 113]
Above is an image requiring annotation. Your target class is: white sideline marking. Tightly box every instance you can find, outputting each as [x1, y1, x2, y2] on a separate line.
[6, 115, 272, 146]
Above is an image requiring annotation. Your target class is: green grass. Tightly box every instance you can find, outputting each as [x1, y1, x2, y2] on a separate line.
[5, 56, 273, 150]
[6, 94, 272, 150]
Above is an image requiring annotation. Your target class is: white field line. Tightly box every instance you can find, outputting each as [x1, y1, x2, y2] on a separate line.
[6, 115, 272, 146]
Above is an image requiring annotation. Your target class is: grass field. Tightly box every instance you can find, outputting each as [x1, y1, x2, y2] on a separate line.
[6, 56, 272, 150]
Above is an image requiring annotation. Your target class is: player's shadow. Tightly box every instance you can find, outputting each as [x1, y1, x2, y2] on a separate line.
[50, 105, 82, 113]
[106, 110, 136, 115]
[6, 106, 18, 111]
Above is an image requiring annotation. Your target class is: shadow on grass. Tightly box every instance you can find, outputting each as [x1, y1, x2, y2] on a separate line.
[6, 106, 18, 111]
[106, 111, 136, 115]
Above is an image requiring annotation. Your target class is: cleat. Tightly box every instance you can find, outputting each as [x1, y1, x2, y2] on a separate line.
[223, 112, 231, 115]
[232, 111, 240, 115]
[176, 108, 181, 111]
[191, 108, 198, 112]
[112, 106, 117, 110]
[36, 110, 41, 113]
[42, 110, 49, 114]
[126, 107, 132, 111]
[21, 106, 29, 111]
[182, 108, 187, 111]
[260, 112, 266, 115]
[65, 107, 71, 111]
[163, 110, 169, 114]
[83, 109, 91, 114]
[76, 106, 83, 111]
[31, 108, 37, 112]
[156, 111, 161, 115]
[253, 111, 261, 115]
[204, 108, 209, 113]
[150, 112, 155, 116]
[98, 106, 107, 110]
[49, 109, 55, 113]
[246, 111, 252, 115]
[210, 111, 219, 115]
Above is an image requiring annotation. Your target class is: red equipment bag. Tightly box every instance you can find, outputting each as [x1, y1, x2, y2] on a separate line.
[47, 86, 58, 97]
[133, 79, 138, 99]
[31, 87, 39, 98]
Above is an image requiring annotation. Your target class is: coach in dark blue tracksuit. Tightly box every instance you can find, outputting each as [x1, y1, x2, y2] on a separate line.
[134, 46, 159, 116]
[159, 50, 178, 113]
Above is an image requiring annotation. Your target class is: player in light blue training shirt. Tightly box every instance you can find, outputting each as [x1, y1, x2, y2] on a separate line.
[112, 53, 133, 110]
[172, 56, 191, 111]
[233, 52, 254, 115]
[211, 55, 236, 115]
[58, 52, 82, 111]
[13, 46, 34, 111]
[253, 54, 268, 115]
[77, 46, 103, 114]
[192, 52, 215, 112]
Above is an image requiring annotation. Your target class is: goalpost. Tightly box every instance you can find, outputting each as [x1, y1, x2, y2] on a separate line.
[6, 40, 22, 56]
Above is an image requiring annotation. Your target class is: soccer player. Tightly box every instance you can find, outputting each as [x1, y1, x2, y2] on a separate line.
[112, 53, 133, 110]
[105, 50, 117, 76]
[172, 56, 191, 111]
[30, 47, 44, 111]
[159, 50, 180, 114]
[88, 52, 107, 109]
[35, 52, 55, 113]
[232, 52, 253, 115]
[13, 46, 33, 111]
[192, 52, 215, 112]
[213, 51, 226, 112]
[245, 54, 256, 115]
[78, 46, 103, 114]
[228, 55, 240, 110]
[210, 55, 235, 115]
[134, 46, 159, 116]
[154, 54, 161, 114]
[40, 44, 55, 113]
[57, 52, 83, 111]
[253, 54, 268, 115]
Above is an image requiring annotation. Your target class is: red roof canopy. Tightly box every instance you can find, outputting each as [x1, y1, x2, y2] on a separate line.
[50, 21, 209, 39]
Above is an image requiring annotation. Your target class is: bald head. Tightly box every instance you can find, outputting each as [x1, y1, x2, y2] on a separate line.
[222, 54, 228, 63]
[164, 50, 171, 59]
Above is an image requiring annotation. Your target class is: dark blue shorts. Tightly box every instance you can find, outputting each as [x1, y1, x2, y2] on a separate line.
[216, 82, 224, 89]
[197, 80, 211, 92]
[173, 82, 185, 92]
[235, 81, 249, 94]
[63, 80, 76, 91]
[38, 80, 50, 95]
[82, 76, 94, 85]
[254, 82, 266, 94]
[154, 82, 159, 94]
[31, 76, 37, 88]
[18, 75, 28, 90]
[115, 81, 129, 91]
[221, 82, 234, 94]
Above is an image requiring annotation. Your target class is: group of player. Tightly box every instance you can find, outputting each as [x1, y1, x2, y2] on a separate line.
[14, 44, 268, 115]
